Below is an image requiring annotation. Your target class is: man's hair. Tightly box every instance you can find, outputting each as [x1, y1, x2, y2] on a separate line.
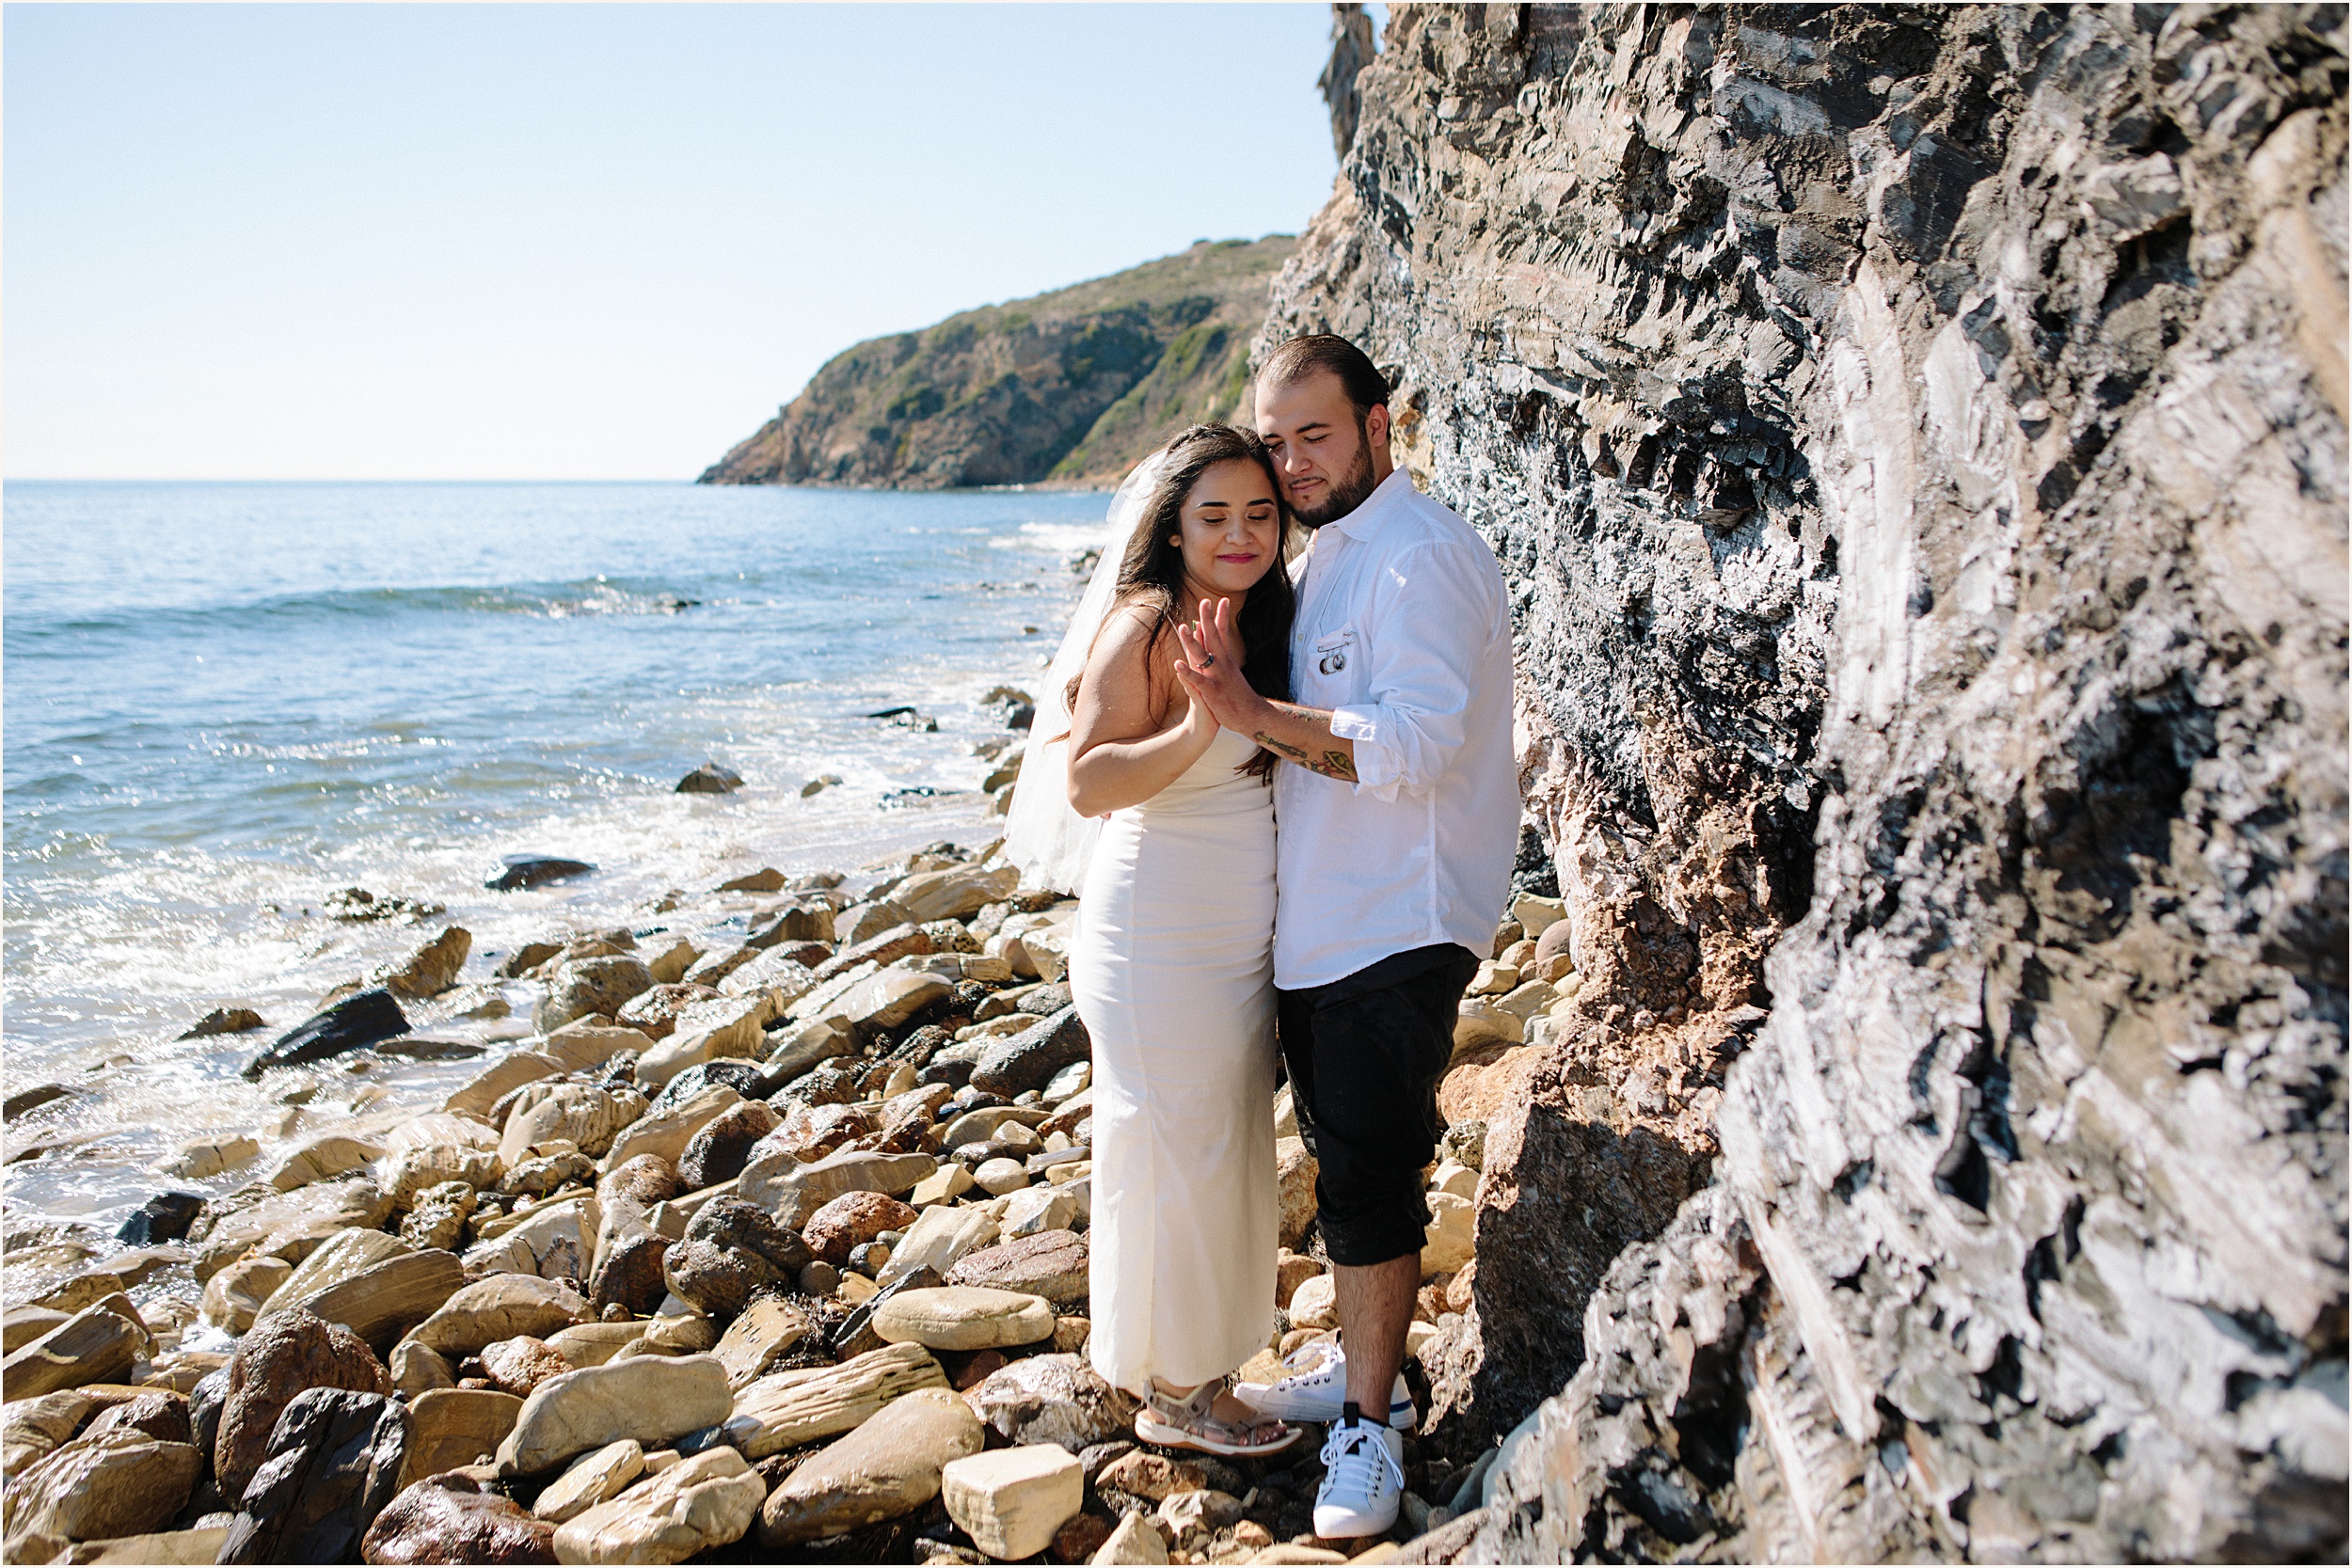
[1258, 334, 1391, 420]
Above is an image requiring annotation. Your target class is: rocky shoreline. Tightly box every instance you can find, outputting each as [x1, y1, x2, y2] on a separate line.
[0, 692, 1557, 1567]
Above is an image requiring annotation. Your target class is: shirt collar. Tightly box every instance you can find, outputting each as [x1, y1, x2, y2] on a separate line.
[1322, 466, 1415, 543]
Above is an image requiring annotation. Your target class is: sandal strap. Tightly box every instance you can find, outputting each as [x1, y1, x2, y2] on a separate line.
[1143, 1373, 1229, 1425]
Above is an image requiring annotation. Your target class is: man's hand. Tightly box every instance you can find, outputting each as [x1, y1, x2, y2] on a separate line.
[1173, 598, 1359, 783]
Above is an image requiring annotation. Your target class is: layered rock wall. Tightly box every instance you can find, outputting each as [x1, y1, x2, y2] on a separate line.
[1265, 5, 2346, 1560]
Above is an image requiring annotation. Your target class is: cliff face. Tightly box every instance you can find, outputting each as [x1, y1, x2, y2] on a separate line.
[1265, 5, 2346, 1561]
[700, 237, 1295, 489]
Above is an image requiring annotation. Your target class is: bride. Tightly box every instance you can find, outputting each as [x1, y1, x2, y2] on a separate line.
[1009, 423, 1299, 1456]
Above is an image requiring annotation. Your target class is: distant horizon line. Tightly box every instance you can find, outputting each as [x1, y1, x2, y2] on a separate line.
[3, 475, 1115, 493]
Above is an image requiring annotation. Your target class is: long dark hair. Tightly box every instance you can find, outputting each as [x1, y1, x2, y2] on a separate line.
[1075, 424, 1295, 777]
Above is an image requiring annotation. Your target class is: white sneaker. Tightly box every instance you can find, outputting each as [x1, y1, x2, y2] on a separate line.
[1232, 1340, 1417, 1430]
[1313, 1415, 1406, 1538]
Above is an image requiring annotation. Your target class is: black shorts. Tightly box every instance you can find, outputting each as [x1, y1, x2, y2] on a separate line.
[1275, 942, 1481, 1268]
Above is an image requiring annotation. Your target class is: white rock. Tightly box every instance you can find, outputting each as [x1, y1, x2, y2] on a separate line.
[941, 1443, 1084, 1560]
[1090, 1510, 1170, 1564]
[878, 1204, 999, 1288]
[550, 1444, 764, 1563]
[1422, 1191, 1475, 1277]
[533, 1437, 645, 1523]
[1288, 1274, 1338, 1330]
[1000, 1184, 1076, 1238]
[974, 1158, 1031, 1196]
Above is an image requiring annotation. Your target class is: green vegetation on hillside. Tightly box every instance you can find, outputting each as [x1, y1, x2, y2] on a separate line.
[699, 236, 1295, 489]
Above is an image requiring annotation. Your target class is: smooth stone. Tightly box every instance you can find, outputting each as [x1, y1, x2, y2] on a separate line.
[202, 1256, 295, 1334]
[54, 1525, 232, 1565]
[889, 865, 1018, 923]
[191, 1176, 394, 1282]
[501, 1086, 641, 1167]
[546, 1322, 647, 1370]
[405, 1275, 593, 1359]
[115, 1191, 206, 1245]
[359, 1476, 558, 1564]
[0, 1298, 149, 1399]
[946, 1229, 1089, 1305]
[216, 1307, 393, 1502]
[738, 1147, 937, 1229]
[941, 1444, 1085, 1561]
[534, 957, 655, 1037]
[675, 1101, 781, 1191]
[381, 926, 473, 998]
[1288, 1275, 1338, 1329]
[876, 1205, 1000, 1289]
[962, 1352, 1139, 1451]
[837, 969, 954, 1033]
[482, 1336, 575, 1398]
[871, 1286, 1055, 1353]
[549, 1446, 764, 1564]
[465, 1195, 601, 1283]
[243, 989, 410, 1080]
[154, 1132, 262, 1180]
[633, 997, 771, 1091]
[1275, 1252, 1322, 1310]
[910, 1164, 977, 1207]
[596, 1086, 741, 1176]
[723, 1342, 950, 1459]
[4, 1430, 202, 1544]
[712, 1296, 815, 1388]
[973, 1157, 1031, 1196]
[400, 1387, 526, 1491]
[217, 1388, 409, 1565]
[391, 1340, 457, 1398]
[533, 1438, 646, 1524]
[968, 1006, 1089, 1100]
[264, 1132, 387, 1192]
[294, 1248, 468, 1356]
[496, 1353, 733, 1476]
[1422, 1191, 1474, 1276]
[755, 1386, 984, 1546]
[675, 763, 741, 795]
[1276, 1137, 1319, 1252]
[182, 1006, 268, 1037]
[4, 1305, 71, 1353]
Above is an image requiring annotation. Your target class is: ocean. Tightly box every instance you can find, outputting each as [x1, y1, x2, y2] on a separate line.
[2, 479, 1112, 1230]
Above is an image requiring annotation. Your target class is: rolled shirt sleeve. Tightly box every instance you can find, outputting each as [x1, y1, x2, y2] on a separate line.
[1329, 542, 1504, 801]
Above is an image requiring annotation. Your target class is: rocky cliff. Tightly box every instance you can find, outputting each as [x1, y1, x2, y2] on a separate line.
[1265, 5, 2346, 1561]
[700, 237, 1295, 489]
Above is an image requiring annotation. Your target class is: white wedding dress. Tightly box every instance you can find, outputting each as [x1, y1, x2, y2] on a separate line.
[1072, 722, 1279, 1395]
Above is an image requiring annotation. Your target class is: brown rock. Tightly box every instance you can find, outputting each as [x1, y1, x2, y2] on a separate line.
[1048, 1512, 1114, 1564]
[3, 1430, 202, 1545]
[399, 1387, 525, 1491]
[215, 1307, 392, 1502]
[1097, 1450, 1209, 1502]
[803, 1191, 922, 1265]
[360, 1475, 558, 1564]
[589, 1233, 673, 1318]
[401, 1275, 592, 1360]
[755, 1386, 984, 1546]
[661, 1196, 814, 1320]
[675, 1101, 782, 1191]
[0, 1297, 149, 1398]
[960, 1352, 1137, 1451]
[945, 1229, 1089, 1305]
[532, 956, 654, 1036]
[288, 1248, 468, 1355]
[596, 1154, 680, 1208]
[712, 1296, 816, 1388]
[480, 1336, 574, 1399]
[612, 983, 720, 1041]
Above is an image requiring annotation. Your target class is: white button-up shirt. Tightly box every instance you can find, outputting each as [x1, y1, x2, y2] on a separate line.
[1272, 467, 1520, 990]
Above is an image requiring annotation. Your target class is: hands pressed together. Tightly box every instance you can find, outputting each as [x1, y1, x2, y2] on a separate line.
[1174, 598, 1359, 784]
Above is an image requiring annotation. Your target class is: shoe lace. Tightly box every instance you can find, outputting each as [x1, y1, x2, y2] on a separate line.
[1320, 1423, 1403, 1498]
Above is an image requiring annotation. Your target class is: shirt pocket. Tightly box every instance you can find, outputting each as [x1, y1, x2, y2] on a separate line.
[1303, 624, 1364, 704]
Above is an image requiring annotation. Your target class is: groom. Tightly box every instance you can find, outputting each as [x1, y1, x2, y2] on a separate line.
[1175, 334, 1517, 1536]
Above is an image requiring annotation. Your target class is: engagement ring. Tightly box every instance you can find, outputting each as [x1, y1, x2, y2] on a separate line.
[1200, 655, 1216, 668]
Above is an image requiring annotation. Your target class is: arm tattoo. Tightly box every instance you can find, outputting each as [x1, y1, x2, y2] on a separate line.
[1254, 733, 1359, 783]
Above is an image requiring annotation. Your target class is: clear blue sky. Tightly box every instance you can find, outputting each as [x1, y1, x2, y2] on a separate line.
[4, 3, 1352, 480]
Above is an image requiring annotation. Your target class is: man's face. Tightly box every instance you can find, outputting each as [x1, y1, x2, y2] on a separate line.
[1255, 370, 1390, 528]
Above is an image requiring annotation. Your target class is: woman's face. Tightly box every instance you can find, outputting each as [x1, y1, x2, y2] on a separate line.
[1172, 459, 1281, 598]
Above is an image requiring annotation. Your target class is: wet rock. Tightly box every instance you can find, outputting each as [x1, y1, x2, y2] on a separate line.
[589, 1233, 672, 1319]
[501, 1084, 643, 1166]
[191, 1176, 394, 1281]
[675, 1100, 780, 1190]
[755, 1386, 985, 1546]
[3, 1428, 203, 1545]
[968, 1006, 1089, 1100]
[359, 1475, 557, 1564]
[0, 1297, 149, 1399]
[635, 996, 772, 1090]
[218, 1387, 409, 1564]
[961, 1352, 1138, 1451]
[403, 1275, 592, 1360]
[872, 1286, 1056, 1353]
[265, 1132, 387, 1192]
[803, 1191, 921, 1265]
[280, 1247, 466, 1355]
[612, 983, 715, 1041]
[243, 990, 410, 1079]
[181, 1006, 268, 1038]
[381, 927, 472, 999]
[532, 957, 654, 1036]
[723, 1342, 951, 1459]
[485, 855, 594, 893]
[675, 763, 742, 795]
[496, 1352, 732, 1476]
[400, 1387, 525, 1489]
[155, 1132, 262, 1180]
[548, 1445, 764, 1563]
[946, 1229, 1089, 1305]
[941, 1444, 1084, 1561]
[202, 1257, 294, 1335]
[660, 1196, 811, 1320]
[116, 1191, 206, 1246]
[215, 1307, 391, 1501]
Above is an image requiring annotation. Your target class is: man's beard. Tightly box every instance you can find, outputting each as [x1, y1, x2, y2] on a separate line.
[1292, 424, 1380, 529]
